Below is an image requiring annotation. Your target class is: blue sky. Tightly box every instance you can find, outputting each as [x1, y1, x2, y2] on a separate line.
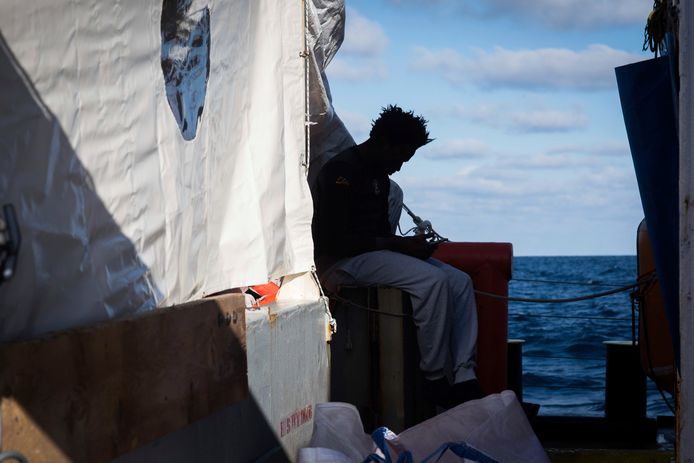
[326, 0, 654, 256]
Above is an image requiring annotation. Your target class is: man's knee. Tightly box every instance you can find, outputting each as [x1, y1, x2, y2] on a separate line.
[420, 264, 451, 289]
[446, 268, 473, 291]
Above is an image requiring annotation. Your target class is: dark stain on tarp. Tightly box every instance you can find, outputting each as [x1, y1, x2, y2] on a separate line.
[161, 0, 210, 141]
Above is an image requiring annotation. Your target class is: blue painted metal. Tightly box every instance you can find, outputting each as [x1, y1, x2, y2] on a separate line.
[616, 55, 680, 366]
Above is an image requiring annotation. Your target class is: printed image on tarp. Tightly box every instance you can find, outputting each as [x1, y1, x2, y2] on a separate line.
[161, 0, 210, 141]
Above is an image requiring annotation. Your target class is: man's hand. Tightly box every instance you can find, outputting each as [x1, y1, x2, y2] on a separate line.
[396, 235, 438, 260]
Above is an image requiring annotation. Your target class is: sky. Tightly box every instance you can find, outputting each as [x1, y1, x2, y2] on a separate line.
[325, 0, 655, 256]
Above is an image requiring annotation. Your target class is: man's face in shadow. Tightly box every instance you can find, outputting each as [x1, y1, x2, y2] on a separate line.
[378, 142, 417, 176]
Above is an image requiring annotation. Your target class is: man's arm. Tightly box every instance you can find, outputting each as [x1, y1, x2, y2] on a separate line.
[315, 162, 437, 259]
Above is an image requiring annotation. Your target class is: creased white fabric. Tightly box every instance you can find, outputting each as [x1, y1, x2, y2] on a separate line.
[0, 0, 320, 341]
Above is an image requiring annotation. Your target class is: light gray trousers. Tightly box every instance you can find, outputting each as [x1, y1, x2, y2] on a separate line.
[322, 250, 478, 384]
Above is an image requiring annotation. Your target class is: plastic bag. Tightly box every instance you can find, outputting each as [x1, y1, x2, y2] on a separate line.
[379, 391, 549, 463]
[365, 427, 498, 463]
[306, 402, 377, 461]
[300, 392, 550, 463]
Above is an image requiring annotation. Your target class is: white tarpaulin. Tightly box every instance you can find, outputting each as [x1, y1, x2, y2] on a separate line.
[0, 0, 321, 341]
[306, 0, 355, 187]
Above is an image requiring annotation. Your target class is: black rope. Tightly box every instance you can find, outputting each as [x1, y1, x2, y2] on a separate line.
[510, 313, 633, 322]
[524, 383, 605, 391]
[511, 277, 627, 288]
[331, 272, 658, 317]
[524, 354, 605, 361]
[331, 294, 412, 319]
[477, 272, 656, 303]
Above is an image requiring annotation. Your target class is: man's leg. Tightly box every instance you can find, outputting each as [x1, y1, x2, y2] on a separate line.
[321, 250, 454, 379]
[426, 259, 478, 384]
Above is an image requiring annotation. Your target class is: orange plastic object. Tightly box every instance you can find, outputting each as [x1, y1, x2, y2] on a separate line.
[250, 282, 280, 307]
[637, 220, 675, 395]
[433, 242, 513, 394]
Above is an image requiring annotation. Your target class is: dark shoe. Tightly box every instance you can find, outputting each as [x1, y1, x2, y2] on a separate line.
[450, 379, 486, 404]
[423, 377, 454, 408]
[424, 378, 486, 409]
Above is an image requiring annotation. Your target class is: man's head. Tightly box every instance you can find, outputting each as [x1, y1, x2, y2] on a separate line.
[368, 105, 432, 175]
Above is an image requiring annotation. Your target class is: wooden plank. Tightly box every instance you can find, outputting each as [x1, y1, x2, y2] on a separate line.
[329, 288, 378, 431]
[0, 294, 248, 463]
[377, 287, 407, 433]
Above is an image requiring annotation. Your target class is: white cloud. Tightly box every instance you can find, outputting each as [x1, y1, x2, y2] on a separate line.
[429, 103, 589, 133]
[422, 138, 491, 159]
[498, 152, 594, 170]
[338, 110, 372, 140]
[327, 57, 387, 82]
[547, 141, 631, 157]
[394, 147, 642, 254]
[510, 109, 589, 132]
[482, 0, 651, 29]
[341, 8, 389, 57]
[328, 8, 389, 82]
[385, 0, 650, 30]
[411, 44, 643, 91]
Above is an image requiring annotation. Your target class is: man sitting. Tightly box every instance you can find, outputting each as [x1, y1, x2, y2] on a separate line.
[311, 105, 484, 407]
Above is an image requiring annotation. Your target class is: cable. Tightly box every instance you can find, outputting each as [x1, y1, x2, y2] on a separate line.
[524, 354, 605, 361]
[312, 268, 337, 335]
[511, 277, 628, 288]
[510, 313, 634, 322]
[524, 383, 605, 391]
[331, 273, 657, 319]
[331, 293, 412, 319]
[401, 203, 447, 243]
[477, 273, 656, 304]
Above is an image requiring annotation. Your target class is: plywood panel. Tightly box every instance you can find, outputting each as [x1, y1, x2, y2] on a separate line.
[0, 294, 248, 463]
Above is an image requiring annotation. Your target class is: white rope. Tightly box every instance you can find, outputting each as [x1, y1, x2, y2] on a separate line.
[312, 267, 337, 334]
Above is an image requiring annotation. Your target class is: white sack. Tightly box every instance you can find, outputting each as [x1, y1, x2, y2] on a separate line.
[302, 393, 550, 463]
[307, 402, 376, 461]
[391, 392, 550, 463]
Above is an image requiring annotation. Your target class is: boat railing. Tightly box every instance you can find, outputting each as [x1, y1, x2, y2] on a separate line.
[504, 271, 675, 421]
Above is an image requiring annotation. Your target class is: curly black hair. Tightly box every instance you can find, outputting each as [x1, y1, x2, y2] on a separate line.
[369, 105, 433, 148]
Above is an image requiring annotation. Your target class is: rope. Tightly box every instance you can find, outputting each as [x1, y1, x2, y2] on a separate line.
[525, 354, 605, 361]
[512, 277, 627, 288]
[312, 268, 337, 334]
[524, 383, 605, 391]
[331, 293, 412, 319]
[643, 0, 677, 57]
[477, 272, 656, 304]
[510, 313, 633, 322]
[329, 272, 658, 319]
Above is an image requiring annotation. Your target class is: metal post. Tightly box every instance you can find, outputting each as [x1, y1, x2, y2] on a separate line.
[679, 0, 694, 460]
[604, 341, 647, 420]
[507, 339, 525, 402]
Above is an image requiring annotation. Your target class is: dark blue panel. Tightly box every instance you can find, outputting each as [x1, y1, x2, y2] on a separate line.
[616, 55, 679, 366]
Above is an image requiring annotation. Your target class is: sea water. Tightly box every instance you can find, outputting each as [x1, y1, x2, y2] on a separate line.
[509, 255, 675, 417]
